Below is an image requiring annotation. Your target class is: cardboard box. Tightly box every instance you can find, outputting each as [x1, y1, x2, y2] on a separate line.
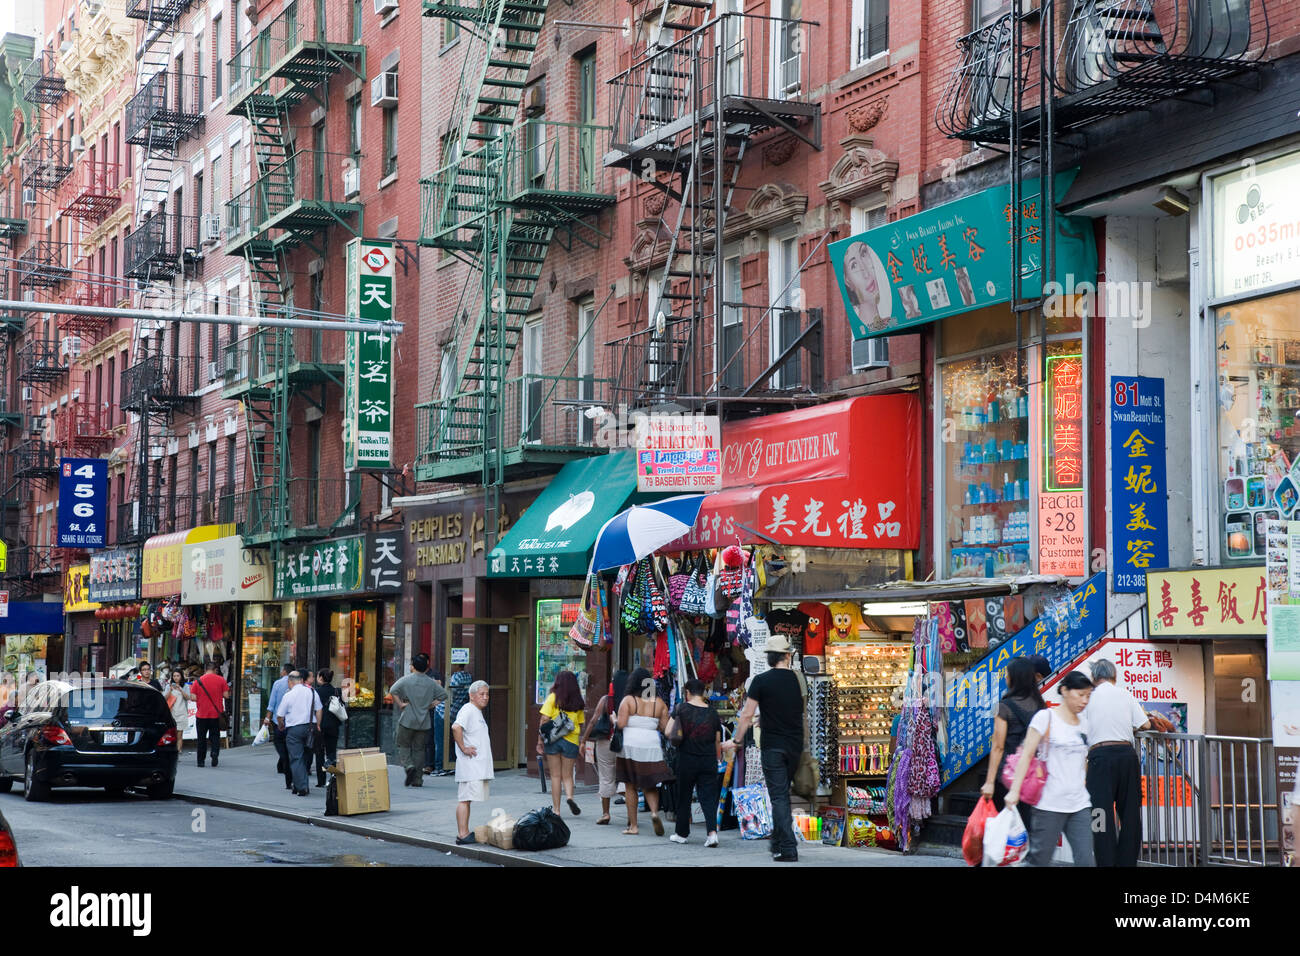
[335, 747, 391, 816]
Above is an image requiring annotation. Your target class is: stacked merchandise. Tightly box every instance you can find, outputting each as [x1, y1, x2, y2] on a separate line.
[806, 676, 837, 796]
[826, 643, 909, 794]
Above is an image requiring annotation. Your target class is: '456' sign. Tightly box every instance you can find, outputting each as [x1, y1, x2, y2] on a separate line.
[58, 458, 107, 548]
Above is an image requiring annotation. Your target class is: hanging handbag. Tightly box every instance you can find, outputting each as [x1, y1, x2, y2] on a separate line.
[678, 554, 711, 615]
[588, 697, 614, 740]
[328, 692, 349, 723]
[568, 574, 598, 650]
[717, 545, 745, 597]
[620, 563, 646, 632]
[645, 562, 669, 633]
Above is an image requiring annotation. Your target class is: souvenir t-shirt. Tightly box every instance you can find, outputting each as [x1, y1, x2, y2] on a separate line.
[765, 608, 810, 655]
[1026, 708, 1090, 813]
[826, 602, 866, 643]
[796, 602, 831, 656]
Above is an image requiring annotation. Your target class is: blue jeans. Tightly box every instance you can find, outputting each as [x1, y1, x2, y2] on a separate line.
[285, 724, 311, 793]
[425, 711, 445, 770]
[760, 748, 798, 858]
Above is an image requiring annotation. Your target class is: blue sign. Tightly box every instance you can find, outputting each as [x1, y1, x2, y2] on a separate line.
[57, 457, 107, 548]
[940, 572, 1106, 785]
[1110, 377, 1169, 592]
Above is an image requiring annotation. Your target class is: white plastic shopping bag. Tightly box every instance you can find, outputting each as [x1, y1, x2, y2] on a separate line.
[981, 806, 1027, 867]
[252, 724, 270, 747]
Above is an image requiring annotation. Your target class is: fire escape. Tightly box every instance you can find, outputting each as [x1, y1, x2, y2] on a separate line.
[936, 0, 1270, 383]
[119, 0, 202, 543]
[603, 3, 822, 415]
[415, 0, 617, 540]
[221, 0, 365, 546]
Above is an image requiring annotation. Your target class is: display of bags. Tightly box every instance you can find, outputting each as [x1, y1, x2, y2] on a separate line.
[982, 806, 1028, 867]
[732, 784, 773, 840]
[678, 554, 711, 615]
[568, 574, 599, 650]
[620, 562, 646, 632]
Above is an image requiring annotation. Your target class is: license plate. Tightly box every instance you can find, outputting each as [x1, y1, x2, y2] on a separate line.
[103, 731, 128, 745]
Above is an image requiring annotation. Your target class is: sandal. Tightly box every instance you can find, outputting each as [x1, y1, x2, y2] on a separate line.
[651, 814, 665, 836]
[596, 815, 611, 825]
[567, 798, 581, 816]
[621, 827, 639, 835]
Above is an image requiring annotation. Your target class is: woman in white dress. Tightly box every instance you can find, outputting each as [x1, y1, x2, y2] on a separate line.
[615, 668, 673, 836]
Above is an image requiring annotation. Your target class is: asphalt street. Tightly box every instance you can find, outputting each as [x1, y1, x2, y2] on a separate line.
[1, 789, 496, 867]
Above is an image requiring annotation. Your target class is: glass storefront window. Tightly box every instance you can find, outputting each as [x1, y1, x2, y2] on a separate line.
[241, 602, 301, 738]
[535, 598, 589, 705]
[941, 348, 1032, 577]
[380, 601, 397, 703]
[329, 602, 380, 707]
[1214, 289, 1300, 560]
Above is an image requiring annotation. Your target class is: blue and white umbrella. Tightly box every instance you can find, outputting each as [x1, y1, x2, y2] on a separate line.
[589, 494, 707, 572]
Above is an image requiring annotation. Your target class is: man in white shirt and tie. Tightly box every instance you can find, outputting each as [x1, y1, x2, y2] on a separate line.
[275, 671, 321, 797]
[1084, 658, 1153, 867]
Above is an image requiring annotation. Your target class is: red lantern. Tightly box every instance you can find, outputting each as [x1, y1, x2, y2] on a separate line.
[114, 606, 127, 621]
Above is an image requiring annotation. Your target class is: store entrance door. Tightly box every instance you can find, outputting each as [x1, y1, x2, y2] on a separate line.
[445, 618, 519, 771]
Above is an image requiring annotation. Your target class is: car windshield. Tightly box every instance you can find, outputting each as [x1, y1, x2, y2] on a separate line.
[58, 687, 170, 725]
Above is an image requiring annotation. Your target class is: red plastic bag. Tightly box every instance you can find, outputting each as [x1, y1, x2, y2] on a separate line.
[962, 796, 999, 866]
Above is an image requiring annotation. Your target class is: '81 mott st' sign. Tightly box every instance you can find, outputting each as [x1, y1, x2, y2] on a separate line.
[344, 238, 396, 471]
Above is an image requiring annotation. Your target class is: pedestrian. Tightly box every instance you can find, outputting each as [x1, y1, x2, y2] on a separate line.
[724, 635, 805, 861]
[452, 680, 494, 845]
[1084, 658, 1154, 867]
[980, 657, 1045, 835]
[1005, 670, 1096, 867]
[191, 660, 230, 768]
[1029, 655, 1052, 682]
[538, 669, 586, 817]
[390, 653, 449, 787]
[165, 669, 192, 753]
[615, 668, 673, 836]
[134, 661, 162, 692]
[666, 678, 723, 847]
[315, 667, 343, 787]
[579, 669, 626, 825]
[423, 670, 447, 777]
[276, 670, 320, 796]
[264, 662, 295, 788]
[302, 670, 318, 780]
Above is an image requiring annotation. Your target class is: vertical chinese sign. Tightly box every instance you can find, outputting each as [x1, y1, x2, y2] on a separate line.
[57, 458, 107, 548]
[344, 237, 395, 470]
[1038, 354, 1085, 576]
[1110, 376, 1169, 592]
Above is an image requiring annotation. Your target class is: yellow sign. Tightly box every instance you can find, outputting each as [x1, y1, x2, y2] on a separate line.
[0, 540, 6, 573]
[64, 564, 101, 613]
[142, 524, 231, 598]
[1146, 566, 1267, 636]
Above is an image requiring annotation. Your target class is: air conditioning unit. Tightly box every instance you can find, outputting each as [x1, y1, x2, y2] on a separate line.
[59, 41, 73, 55]
[60, 335, 83, 359]
[207, 361, 219, 381]
[370, 71, 398, 108]
[201, 212, 222, 243]
[343, 166, 360, 198]
[84, 0, 104, 16]
[525, 84, 545, 116]
[374, 0, 398, 14]
[22, 187, 36, 206]
[30, 416, 46, 436]
[21, 386, 33, 402]
[69, 134, 85, 153]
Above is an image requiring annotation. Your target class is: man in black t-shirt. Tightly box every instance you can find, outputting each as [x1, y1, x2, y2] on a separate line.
[724, 635, 804, 862]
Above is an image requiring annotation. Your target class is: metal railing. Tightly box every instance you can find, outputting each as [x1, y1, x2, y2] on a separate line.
[125, 0, 192, 26]
[21, 136, 74, 189]
[416, 374, 610, 472]
[124, 213, 199, 279]
[121, 354, 200, 409]
[16, 339, 65, 383]
[16, 240, 73, 288]
[20, 49, 66, 104]
[124, 70, 205, 148]
[222, 328, 338, 389]
[510, 121, 613, 202]
[234, 478, 357, 539]
[13, 439, 58, 477]
[1137, 731, 1277, 866]
[55, 402, 110, 451]
[59, 158, 122, 222]
[607, 13, 821, 148]
[225, 148, 360, 247]
[228, 0, 358, 103]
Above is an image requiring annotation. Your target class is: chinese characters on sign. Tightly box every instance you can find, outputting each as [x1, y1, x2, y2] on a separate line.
[64, 564, 100, 614]
[635, 415, 722, 493]
[89, 546, 141, 603]
[57, 458, 107, 548]
[1146, 567, 1267, 636]
[344, 238, 395, 470]
[365, 534, 404, 592]
[274, 536, 367, 599]
[1110, 377, 1169, 592]
[1038, 355, 1086, 577]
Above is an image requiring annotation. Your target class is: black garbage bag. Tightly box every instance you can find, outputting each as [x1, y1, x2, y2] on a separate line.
[324, 776, 339, 816]
[512, 807, 571, 851]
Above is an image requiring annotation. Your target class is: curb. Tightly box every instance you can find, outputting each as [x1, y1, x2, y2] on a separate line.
[170, 790, 560, 868]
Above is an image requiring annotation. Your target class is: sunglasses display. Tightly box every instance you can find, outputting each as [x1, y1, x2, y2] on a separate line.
[825, 643, 910, 787]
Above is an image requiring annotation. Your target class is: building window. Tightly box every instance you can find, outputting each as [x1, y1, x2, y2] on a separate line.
[852, 0, 889, 65]
[522, 316, 544, 443]
[577, 298, 596, 443]
[212, 15, 223, 101]
[442, 17, 459, 48]
[974, 0, 1012, 28]
[721, 250, 744, 391]
[773, 0, 803, 99]
[348, 94, 362, 165]
[769, 232, 802, 389]
[353, 0, 363, 43]
[523, 109, 546, 189]
[382, 102, 398, 177]
[850, 204, 890, 370]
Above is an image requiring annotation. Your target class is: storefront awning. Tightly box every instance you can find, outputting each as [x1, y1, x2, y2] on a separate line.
[0, 602, 64, 635]
[182, 535, 273, 605]
[829, 170, 1097, 339]
[488, 450, 639, 578]
[142, 524, 230, 599]
[668, 395, 922, 550]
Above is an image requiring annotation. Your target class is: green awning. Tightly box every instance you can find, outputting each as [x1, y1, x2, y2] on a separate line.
[488, 450, 638, 578]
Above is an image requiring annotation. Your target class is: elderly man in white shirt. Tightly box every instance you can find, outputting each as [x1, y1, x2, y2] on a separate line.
[275, 671, 321, 797]
[1084, 658, 1153, 867]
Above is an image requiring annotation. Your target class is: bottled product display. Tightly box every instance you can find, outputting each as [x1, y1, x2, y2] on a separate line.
[943, 352, 1032, 577]
[535, 598, 589, 705]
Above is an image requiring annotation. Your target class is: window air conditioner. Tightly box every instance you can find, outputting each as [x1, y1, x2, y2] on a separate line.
[21, 386, 33, 402]
[374, 0, 399, 14]
[69, 134, 85, 152]
[201, 213, 222, 243]
[22, 187, 36, 206]
[343, 166, 360, 198]
[370, 71, 398, 108]
[59, 41, 73, 55]
[207, 361, 219, 381]
[60, 335, 83, 359]
[30, 416, 46, 435]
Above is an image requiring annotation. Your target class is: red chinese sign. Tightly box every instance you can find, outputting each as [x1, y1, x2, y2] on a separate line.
[1045, 354, 1083, 492]
[667, 395, 921, 550]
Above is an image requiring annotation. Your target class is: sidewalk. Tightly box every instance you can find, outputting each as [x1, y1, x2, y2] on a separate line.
[171, 745, 964, 868]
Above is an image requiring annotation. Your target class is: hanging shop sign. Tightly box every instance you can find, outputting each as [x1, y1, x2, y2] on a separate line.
[1038, 354, 1086, 577]
[942, 572, 1106, 785]
[829, 171, 1097, 339]
[1146, 566, 1267, 637]
[344, 237, 396, 471]
[1110, 376, 1170, 592]
[0, 540, 7, 573]
[63, 564, 100, 614]
[142, 525, 227, 599]
[57, 458, 107, 549]
[668, 394, 922, 549]
[181, 535, 272, 605]
[409, 499, 518, 574]
[365, 532, 404, 593]
[89, 546, 142, 603]
[274, 535, 367, 600]
[1046, 638, 1205, 732]
[635, 414, 722, 493]
[1210, 149, 1300, 301]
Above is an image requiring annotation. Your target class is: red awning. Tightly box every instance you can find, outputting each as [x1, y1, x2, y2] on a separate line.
[667, 394, 921, 550]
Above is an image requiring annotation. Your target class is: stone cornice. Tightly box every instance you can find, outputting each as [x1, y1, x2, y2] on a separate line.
[58, 0, 134, 119]
[80, 204, 131, 257]
[77, 327, 130, 369]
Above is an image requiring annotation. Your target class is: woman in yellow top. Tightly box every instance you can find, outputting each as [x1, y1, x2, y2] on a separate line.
[538, 670, 586, 817]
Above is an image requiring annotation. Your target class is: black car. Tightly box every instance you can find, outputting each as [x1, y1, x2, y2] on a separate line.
[0, 679, 178, 800]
